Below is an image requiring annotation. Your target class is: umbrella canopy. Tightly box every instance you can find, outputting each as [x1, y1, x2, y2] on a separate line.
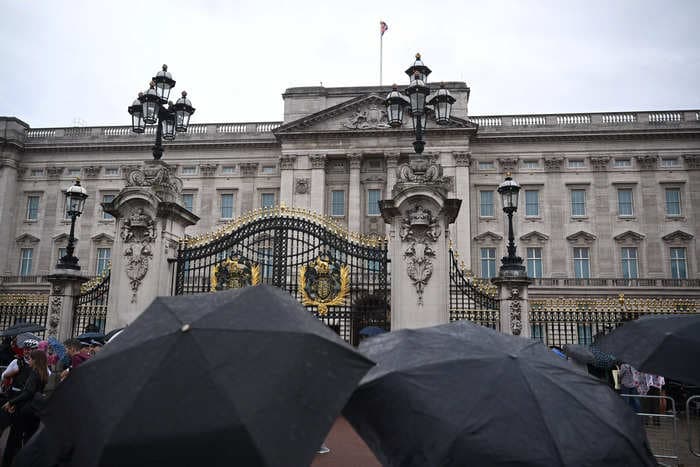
[77, 332, 105, 343]
[359, 326, 387, 337]
[43, 285, 374, 467]
[0, 322, 44, 337]
[343, 320, 655, 467]
[16, 332, 41, 348]
[562, 343, 595, 364]
[103, 327, 124, 343]
[597, 314, 700, 385]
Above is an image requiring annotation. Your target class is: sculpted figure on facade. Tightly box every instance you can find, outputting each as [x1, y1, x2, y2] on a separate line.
[342, 105, 390, 130]
[543, 156, 564, 171]
[121, 208, 157, 244]
[635, 154, 658, 170]
[589, 156, 611, 171]
[48, 284, 64, 337]
[510, 287, 523, 336]
[199, 163, 218, 177]
[400, 204, 442, 305]
[295, 178, 310, 194]
[126, 163, 183, 197]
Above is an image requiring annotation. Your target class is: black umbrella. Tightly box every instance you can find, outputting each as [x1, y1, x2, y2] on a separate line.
[359, 326, 387, 337]
[597, 314, 700, 385]
[562, 343, 595, 364]
[103, 327, 124, 343]
[42, 285, 374, 467]
[343, 320, 655, 467]
[0, 322, 44, 337]
[77, 332, 105, 343]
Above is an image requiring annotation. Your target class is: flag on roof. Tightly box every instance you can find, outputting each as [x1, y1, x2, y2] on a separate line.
[380, 21, 388, 37]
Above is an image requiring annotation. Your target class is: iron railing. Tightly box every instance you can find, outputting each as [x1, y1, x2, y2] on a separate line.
[448, 249, 500, 329]
[0, 293, 49, 337]
[73, 269, 110, 336]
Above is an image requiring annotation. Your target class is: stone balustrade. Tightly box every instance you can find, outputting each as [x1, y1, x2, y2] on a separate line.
[530, 277, 700, 289]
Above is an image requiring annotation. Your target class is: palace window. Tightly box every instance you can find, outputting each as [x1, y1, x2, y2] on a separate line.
[479, 191, 495, 217]
[367, 189, 381, 216]
[661, 157, 680, 168]
[30, 168, 44, 177]
[105, 167, 119, 176]
[570, 189, 586, 217]
[620, 247, 638, 279]
[523, 160, 539, 169]
[261, 193, 275, 209]
[330, 190, 345, 217]
[526, 248, 543, 278]
[665, 188, 681, 216]
[617, 189, 634, 216]
[222, 166, 235, 175]
[182, 193, 194, 212]
[67, 168, 81, 177]
[220, 193, 235, 219]
[26, 196, 40, 220]
[181, 166, 197, 176]
[261, 165, 276, 175]
[96, 248, 111, 275]
[19, 248, 33, 276]
[102, 194, 115, 220]
[568, 159, 585, 169]
[480, 248, 497, 279]
[573, 247, 590, 278]
[670, 247, 687, 279]
[614, 158, 632, 168]
[525, 190, 539, 217]
[478, 161, 495, 170]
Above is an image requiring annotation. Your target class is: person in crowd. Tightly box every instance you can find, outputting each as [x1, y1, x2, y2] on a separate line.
[60, 338, 90, 381]
[89, 339, 104, 356]
[619, 362, 646, 412]
[1, 349, 50, 466]
[643, 373, 666, 426]
[0, 337, 14, 367]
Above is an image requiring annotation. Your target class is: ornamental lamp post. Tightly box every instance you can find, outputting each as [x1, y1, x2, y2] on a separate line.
[57, 179, 88, 270]
[127, 65, 195, 160]
[385, 54, 455, 155]
[497, 173, 527, 277]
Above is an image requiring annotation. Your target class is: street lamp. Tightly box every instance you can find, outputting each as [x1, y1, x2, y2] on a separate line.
[128, 65, 195, 160]
[56, 179, 88, 270]
[385, 54, 455, 154]
[497, 174, 526, 276]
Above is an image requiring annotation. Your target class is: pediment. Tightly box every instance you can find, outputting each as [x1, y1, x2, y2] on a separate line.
[52, 233, 69, 242]
[274, 94, 477, 134]
[91, 233, 114, 243]
[520, 231, 549, 243]
[613, 230, 645, 242]
[473, 231, 503, 243]
[662, 230, 694, 242]
[566, 231, 597, 244]
[15, 233, 40, 244]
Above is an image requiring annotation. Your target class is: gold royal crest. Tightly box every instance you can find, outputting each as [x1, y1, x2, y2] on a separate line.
[210, 255, 261, 292]
[298, 254, 350, 315]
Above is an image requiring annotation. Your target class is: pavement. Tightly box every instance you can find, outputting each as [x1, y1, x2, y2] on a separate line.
[311, 417, 381, 467]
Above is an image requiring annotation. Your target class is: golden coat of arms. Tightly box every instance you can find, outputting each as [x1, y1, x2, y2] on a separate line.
[210, 255, 261, 291]
[298, 254, 350, 315]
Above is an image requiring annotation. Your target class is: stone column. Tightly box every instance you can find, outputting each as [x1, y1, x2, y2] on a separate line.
[0, 118, 27, 275]
[381, 156, 461, 329]
[309, 154, 326, 215]
[452, 152, 472, 264]
[46, 271, 88, 341]
[279, 155, 296, 207]
[492, 276, 532, 337]
[239, 163, 259, 213]
[104, 161, 199, 329]
[384, 151, 400, 197]
[348, 153, 362, 232]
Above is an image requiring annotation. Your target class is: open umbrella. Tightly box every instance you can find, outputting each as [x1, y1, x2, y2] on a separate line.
[77, 332, 105, 343]
[359, 326, 387, 337]
[103, 327, 124, 343]
[597, 314, 700, 385]
[0, 322, 44, 337]
[42, 285, 374, 467]
[562, 343, 595, 364]
[343, 320, 655, 467]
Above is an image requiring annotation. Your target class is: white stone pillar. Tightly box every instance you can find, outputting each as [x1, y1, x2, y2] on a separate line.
[46, 271, 88, 341]
[0, 158, 19, 275]
[279, 155, 296, 207]
[309, 154, 326, 215]
[384, 151, 400, 197]
[381, 156, 461, 330]
[492, 277, 532, 337]
[453, 152, 472, 264]
[104, 161, 199, 329]
[348, 153, 362, 232]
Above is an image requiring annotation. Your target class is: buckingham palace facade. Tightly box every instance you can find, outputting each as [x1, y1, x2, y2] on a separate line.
[1, 82, 699, 298]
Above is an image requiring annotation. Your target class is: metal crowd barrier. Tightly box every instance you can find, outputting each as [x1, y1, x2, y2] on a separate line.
[688, 395, 700, 459]
[621, 394, 679, 466]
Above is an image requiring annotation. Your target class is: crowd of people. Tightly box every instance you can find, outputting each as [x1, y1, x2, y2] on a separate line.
[0, 331, 104, 466]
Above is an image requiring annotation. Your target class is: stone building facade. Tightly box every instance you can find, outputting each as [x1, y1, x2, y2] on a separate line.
[1, 82, 699, 297]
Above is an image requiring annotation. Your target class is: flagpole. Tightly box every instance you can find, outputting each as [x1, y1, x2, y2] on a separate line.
[380, 33, 383, 86]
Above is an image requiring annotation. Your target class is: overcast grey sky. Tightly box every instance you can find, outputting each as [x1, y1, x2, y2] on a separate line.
[1, 0, 698, 127]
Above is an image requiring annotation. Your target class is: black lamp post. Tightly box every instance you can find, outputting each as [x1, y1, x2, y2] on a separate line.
[128, 65, 195, 160]
[57, 179, 88, 270]
[497, 174, 526, 276]
[385, 54, 456, 154]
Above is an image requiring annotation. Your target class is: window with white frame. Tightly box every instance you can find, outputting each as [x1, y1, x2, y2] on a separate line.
[30, 168, 44, 177]
[19, 248, 33, 276]
[614, 158, 632, 168]
[670, 247, 687, 279]
[261, 165, 276, 175]
[570, 189, 586, 217]
[523, 160, 539, 169]
[330, 190, 345, 217]
[261, 193, 275, 209]
[526, 248, 543, 278]
[26, 195, 40, 220]
[96, 248, 111, 275]
[617, 189, 634, 216]
[573, 247, 590, 278]
[620, 247, 638, 279]
[105, 167, 119, 176]
[220, 193, 235, 219]
[479, 191, 495, 217]
[525, 190, 539, 217]
[665, 188, 681, 216]
[67, 168, 81, 177]
[367, 189, 381, 216]
[181, 166, 197, 176]
[568, 159, 585, 168]
[222, 166, 235, 175]
[661, 157, 680, 168]
[478, 161, 495, 170]
[102, 194, 115, 220]
[57, 247, 67, 263]
[182, 193, 194, 212]
[480, 248, 497, 279]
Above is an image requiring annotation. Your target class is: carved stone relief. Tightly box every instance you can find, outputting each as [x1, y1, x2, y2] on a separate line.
[48, 284, 63, 337]
[239, 162, 259, 177]
[309, 155, 326, 170]
[342, 105, 390, 129]
[199, 163, 218, 177]
[83, 166, 101, 178]
[384, 152, 400, 168]
[498, 157, 518, 173]
[454, 152, 472, 167]
[279, 155, 296, 170]
[510, 287, 523, 336]
[400, 204, 442, 305]
[46, 166, 63, 178]
[635, 154, 658, 170]
[543, 157, 564, 171]
[683, 154, 700, 169]
[295, 178, 310, 194]
[348, 153, 363, 170]
[589, 156, 610, 171]
[121, 208, 157, 303]
[126, 163, 183, 202]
